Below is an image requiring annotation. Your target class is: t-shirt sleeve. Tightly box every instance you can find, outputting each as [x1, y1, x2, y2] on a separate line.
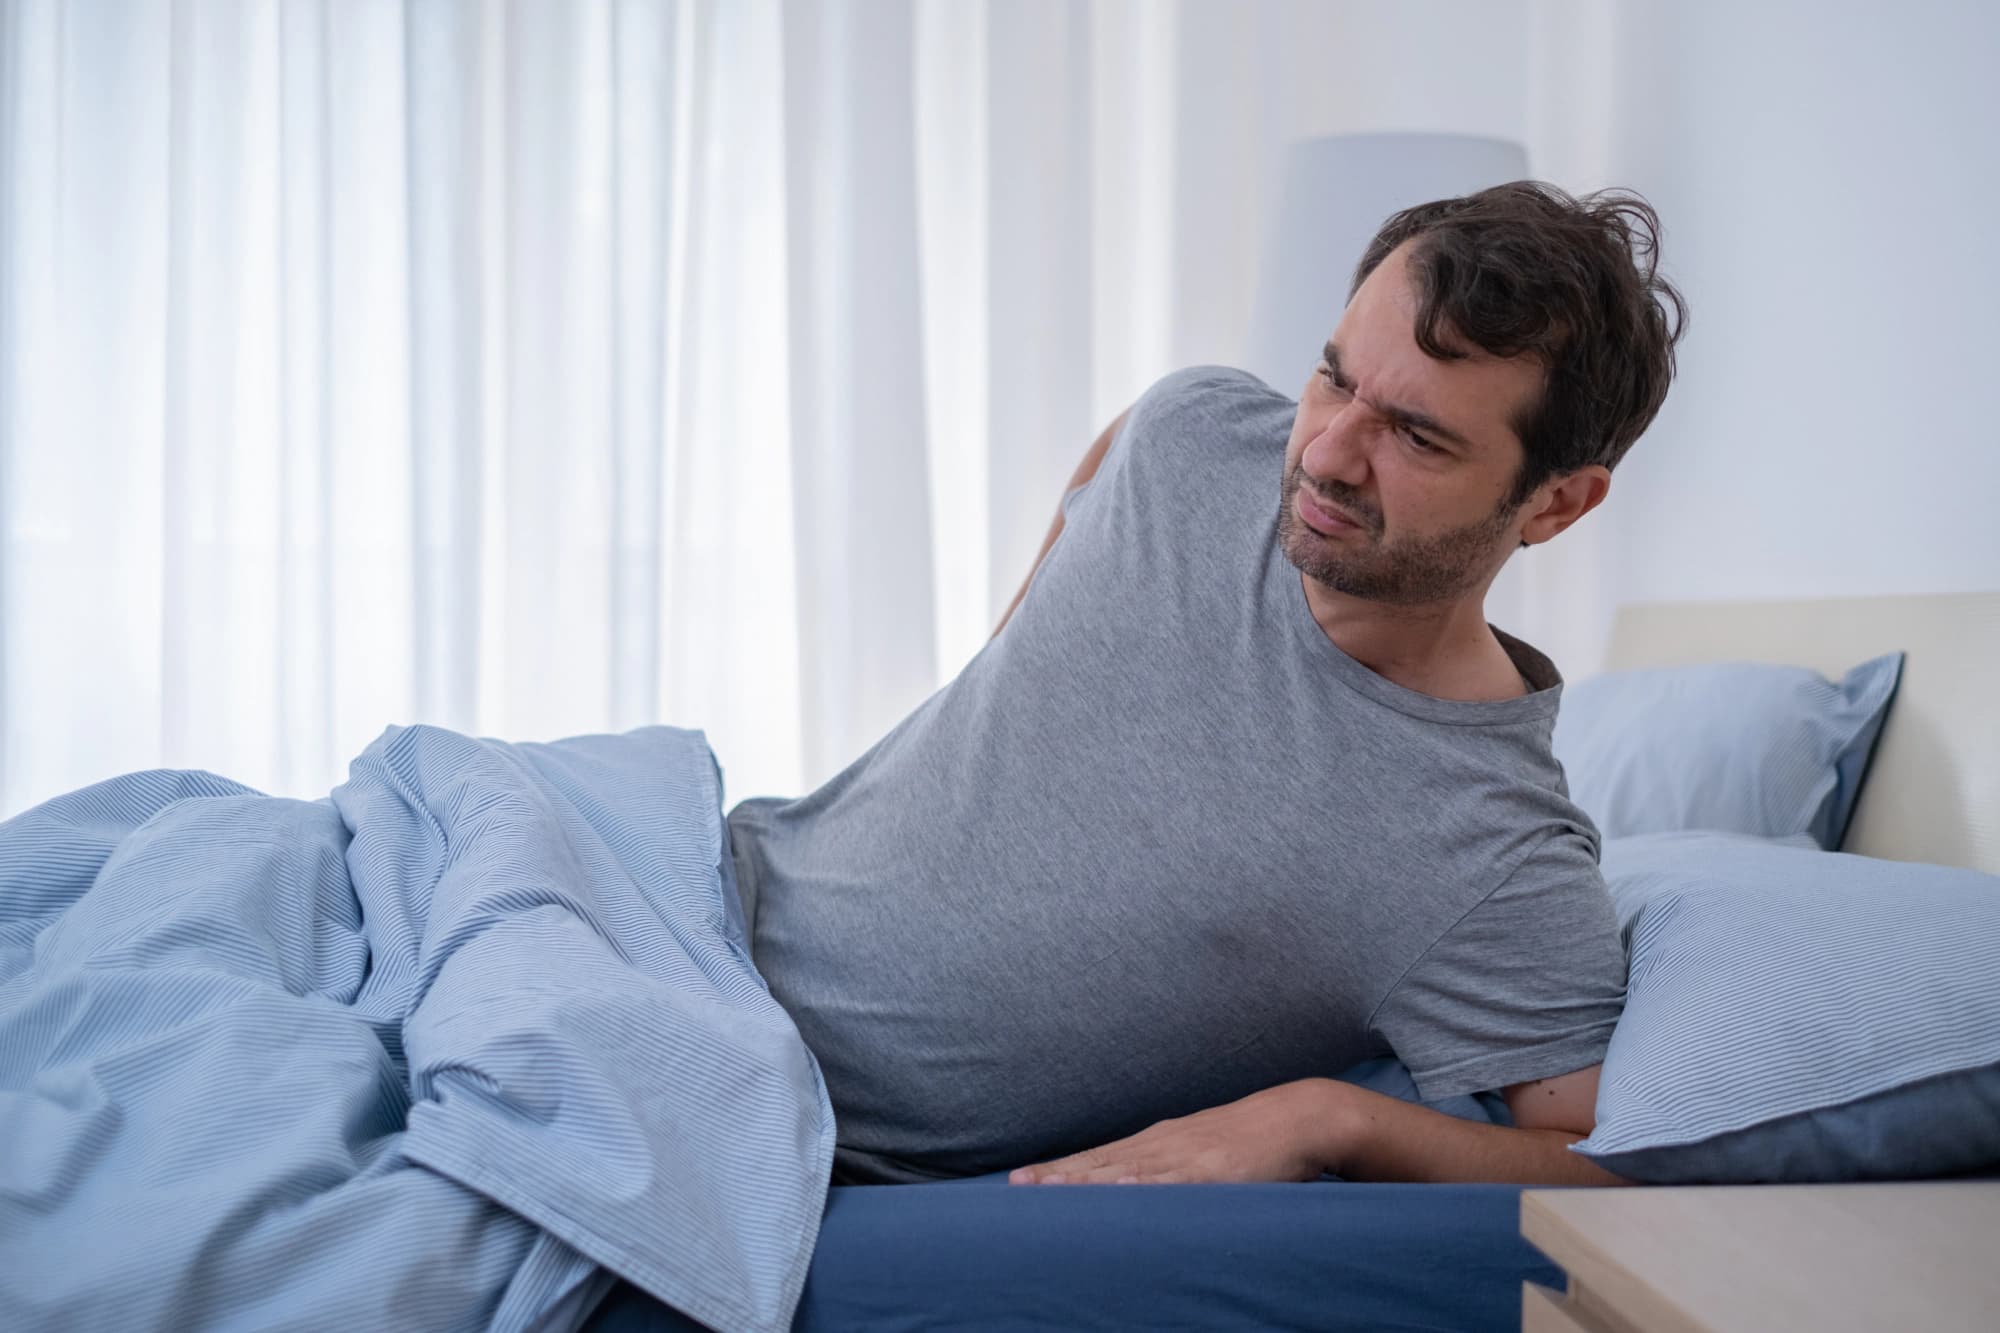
[1368, 834, 1628, 1101]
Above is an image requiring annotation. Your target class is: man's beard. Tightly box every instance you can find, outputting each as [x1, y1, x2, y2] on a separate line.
[1277, 466, 1519, 608]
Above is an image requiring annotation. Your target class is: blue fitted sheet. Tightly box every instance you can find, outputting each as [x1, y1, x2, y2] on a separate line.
[584, 1176, 1564, 1332]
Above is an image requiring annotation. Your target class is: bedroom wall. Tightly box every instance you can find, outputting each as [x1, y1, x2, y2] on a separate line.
[1518, 0, 2000, 675]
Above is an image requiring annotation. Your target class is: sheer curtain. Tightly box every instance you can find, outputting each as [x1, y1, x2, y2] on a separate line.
[0, 0, 1613, 820]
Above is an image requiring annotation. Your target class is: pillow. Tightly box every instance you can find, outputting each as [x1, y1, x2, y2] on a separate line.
[1551, 652, 1903, 848]
[1571, 830, 2000, 1183]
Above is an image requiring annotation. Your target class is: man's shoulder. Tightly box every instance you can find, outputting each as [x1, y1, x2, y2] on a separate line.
[1146, 363, 1276, 397]
[1131, 364, 1289, 425]
[1111, 365, 1294, 484]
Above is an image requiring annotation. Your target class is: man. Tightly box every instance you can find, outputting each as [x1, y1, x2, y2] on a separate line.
[726, 181, 1686, 1187]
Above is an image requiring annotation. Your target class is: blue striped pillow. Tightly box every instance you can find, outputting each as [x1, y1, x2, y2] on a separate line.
[1572, 831, 2000, 1183]
[1551, 654, 1903, 849]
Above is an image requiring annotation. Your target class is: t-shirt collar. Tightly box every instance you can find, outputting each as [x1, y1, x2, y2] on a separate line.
[1269, 537, 1566, 728]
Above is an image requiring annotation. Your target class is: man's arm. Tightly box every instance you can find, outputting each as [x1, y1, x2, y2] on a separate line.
[990, 407, 1130, 639]
[1008, 1066, 1626, 1187]
[1321, 1065, 1624, 1185]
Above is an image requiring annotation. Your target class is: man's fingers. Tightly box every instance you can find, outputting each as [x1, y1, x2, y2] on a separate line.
[1059, 1158, 1179, 1184]
[1009, 1131, 1185, 1184]
[1012, 1158, 1201, 1185]
[1011, 1159, 1132, 1185]
[1081, 1164, 1188, 1184]
[1010, 1153, 1097, 1184]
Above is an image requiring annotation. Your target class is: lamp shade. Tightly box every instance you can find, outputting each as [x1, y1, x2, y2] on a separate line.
[1242, 132, 1530, 397]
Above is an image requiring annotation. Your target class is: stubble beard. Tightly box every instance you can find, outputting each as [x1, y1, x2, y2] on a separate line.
[1277, 466, 1520, 608]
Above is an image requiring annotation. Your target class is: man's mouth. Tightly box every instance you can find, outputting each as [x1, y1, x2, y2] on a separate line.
[1296, 488, 1364, 536]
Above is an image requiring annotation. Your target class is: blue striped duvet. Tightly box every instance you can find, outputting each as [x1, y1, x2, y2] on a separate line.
[0, 725, 834, 1332]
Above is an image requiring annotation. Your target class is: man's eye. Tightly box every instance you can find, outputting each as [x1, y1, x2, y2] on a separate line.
[1404, 427, 1439, 453]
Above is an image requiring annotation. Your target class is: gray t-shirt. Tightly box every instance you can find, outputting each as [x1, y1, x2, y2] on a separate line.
[728, 365, 1626, 1184]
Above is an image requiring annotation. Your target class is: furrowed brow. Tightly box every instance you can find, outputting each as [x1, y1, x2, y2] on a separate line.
[1321, 340, 1478, 453]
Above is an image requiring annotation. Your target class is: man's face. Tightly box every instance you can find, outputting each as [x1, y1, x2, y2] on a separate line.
[1278, 241, 1546, 608]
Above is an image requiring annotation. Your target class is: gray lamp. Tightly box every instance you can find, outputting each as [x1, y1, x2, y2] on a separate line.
[1243, 133, 1530, 396]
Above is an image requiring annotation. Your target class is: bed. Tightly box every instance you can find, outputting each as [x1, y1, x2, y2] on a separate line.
[582, 589, 2000, 1333]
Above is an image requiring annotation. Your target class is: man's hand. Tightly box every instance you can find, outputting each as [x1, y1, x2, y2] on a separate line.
[1007, 1070, 1628, 1187]
[1008, 1080, 1339, 1185]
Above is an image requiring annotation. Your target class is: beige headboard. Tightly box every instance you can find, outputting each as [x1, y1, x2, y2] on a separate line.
[1603, 592, 2000, 876]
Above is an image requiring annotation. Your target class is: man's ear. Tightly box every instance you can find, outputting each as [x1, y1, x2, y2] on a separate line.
[1519, 465, 1611, 546]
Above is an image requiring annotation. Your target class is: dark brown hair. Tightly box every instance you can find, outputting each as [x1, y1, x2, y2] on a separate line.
[1351, 181, 1687, 505]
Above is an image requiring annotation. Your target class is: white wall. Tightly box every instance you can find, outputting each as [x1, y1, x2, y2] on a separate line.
[1162, 0, 1535, 381]
[919, 0, 1549, 676]
[1519, 0, 2000, 675]
[1057, 0, 2000, 685]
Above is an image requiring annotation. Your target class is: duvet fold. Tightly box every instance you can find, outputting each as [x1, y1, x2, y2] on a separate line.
[0, 724, 834, 1333]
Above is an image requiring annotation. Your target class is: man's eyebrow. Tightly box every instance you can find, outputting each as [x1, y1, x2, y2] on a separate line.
[1321, 341, 1478, 453]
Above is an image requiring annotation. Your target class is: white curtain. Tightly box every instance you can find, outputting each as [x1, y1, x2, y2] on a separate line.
[0, 0, 1613, 820]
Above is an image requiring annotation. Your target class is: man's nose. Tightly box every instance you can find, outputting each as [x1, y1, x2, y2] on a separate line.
[1301, 407, 1372, 487]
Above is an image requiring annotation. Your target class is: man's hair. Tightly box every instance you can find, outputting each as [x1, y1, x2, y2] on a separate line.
[1351, 181, 1687, 505]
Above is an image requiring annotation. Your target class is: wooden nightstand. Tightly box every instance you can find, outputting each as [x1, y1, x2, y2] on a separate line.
[1519, 1182, 2000, 1332]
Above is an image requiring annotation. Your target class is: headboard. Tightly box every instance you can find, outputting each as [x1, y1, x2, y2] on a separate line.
[1603, 591, 2000, 876]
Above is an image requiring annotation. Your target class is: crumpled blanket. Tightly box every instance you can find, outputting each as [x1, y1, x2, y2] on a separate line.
[0, 724, 834, 1332]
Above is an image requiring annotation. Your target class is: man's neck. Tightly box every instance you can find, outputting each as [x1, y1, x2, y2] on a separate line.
[1299, 572, 1525, 702]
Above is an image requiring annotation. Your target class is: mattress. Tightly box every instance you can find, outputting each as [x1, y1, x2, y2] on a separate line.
[582, 1175, 1562, 1331]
